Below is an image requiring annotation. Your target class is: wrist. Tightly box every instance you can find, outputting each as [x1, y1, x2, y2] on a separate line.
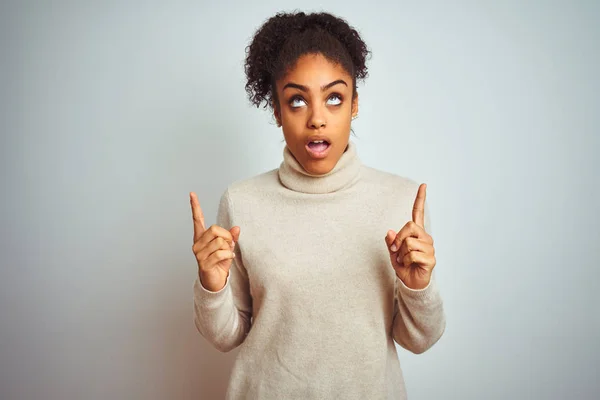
[396, 273, 431, 291]
[199, 270, 227, 292]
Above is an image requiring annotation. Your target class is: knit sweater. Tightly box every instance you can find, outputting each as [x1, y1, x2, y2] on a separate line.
[193, 140, 446, 399]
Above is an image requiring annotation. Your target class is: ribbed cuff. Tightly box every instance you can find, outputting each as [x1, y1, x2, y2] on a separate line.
[193, 273, 231, 310]
[396, 275, 438, 302]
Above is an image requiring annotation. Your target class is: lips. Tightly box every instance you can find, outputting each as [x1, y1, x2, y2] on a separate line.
[305, 140, 331, 159]
[305, 135, 331, 146]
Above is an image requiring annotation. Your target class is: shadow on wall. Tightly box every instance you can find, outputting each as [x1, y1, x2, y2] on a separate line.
[190, 337, 239, 398]
[182, 124, 248, 397]
[158, 276, 239, 398]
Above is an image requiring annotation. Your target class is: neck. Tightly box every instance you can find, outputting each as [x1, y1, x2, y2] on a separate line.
[278, 140, 362, 194]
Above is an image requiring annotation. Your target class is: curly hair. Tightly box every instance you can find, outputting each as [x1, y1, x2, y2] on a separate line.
[244, 11, 371, 110]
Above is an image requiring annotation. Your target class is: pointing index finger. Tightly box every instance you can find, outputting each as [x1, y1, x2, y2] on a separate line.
[190, 192, 206, 243]
[412, 183, 426, 228]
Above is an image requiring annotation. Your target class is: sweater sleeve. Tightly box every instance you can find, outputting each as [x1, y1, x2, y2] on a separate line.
[193, 188, 253, 352]
[392, 198, 446, 354]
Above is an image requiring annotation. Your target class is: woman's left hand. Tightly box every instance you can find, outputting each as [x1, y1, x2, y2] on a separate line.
[385, 183, 436, 290]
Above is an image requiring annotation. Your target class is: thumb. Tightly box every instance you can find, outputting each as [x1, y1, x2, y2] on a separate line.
[385, 230, 396, 247]
[230, 226, 241, 244]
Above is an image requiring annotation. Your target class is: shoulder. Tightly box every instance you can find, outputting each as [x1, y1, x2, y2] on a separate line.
[220, 168, 280, 202]
[360, 164, 421, 195]
[215, 168, 280, 226]
[360, 165, 432, 231]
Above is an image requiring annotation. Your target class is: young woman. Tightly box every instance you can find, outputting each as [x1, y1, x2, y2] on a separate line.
[190, 11, 445, 399]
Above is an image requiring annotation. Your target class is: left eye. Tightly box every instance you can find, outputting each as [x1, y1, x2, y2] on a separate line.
[327, 95, 342, 105]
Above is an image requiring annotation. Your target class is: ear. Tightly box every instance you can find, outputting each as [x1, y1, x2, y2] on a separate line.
[351, 94, 359, 118]
[273, 105, 282, 127]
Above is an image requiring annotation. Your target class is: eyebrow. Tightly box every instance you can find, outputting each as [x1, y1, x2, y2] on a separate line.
[282, 79, 348, 92]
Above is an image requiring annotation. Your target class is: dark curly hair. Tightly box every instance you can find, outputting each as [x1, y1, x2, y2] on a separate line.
[244, 11, 371, 110]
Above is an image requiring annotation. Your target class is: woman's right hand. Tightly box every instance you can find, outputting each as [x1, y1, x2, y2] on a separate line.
[190, 192, 240, 292]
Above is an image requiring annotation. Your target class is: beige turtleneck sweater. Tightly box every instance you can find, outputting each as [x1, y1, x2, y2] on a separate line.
[193, 140, 446, 399]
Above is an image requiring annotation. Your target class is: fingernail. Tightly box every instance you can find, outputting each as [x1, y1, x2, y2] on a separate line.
[391, 244, 397, 252]
[397, 255, 401, 263]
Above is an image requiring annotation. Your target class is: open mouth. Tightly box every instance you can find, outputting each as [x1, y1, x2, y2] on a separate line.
[307, 140, 330, 152]
[305, 140, 331, 158]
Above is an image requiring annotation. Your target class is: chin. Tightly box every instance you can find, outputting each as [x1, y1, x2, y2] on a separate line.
[302, 160, 335, 175]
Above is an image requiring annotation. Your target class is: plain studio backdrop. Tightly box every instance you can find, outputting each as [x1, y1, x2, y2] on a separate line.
[1, 1, 598, 399]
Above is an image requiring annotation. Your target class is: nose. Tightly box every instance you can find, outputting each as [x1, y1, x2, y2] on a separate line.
[308, 104, 327, 129]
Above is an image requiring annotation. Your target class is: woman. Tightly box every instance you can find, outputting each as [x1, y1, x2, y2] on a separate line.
[191, 11, 445, 399]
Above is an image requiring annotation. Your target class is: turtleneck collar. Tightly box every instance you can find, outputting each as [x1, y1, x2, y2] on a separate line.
[278, 139, 362, 194]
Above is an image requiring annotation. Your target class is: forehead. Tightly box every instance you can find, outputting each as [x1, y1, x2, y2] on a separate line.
[279, 53, 352, 87]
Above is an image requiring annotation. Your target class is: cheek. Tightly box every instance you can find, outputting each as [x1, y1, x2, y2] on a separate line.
[335, 110, 352, 128]
[281, 108, 306, 125]
[280, 110, 306, 135]
[281, 107, 296, 118]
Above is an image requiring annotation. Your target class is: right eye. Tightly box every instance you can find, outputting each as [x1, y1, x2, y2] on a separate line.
[290, 96, 306, 108]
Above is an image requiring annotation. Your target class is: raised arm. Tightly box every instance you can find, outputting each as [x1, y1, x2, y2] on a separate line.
[192, 189, 253, 352]
[384, 183, 446, 353]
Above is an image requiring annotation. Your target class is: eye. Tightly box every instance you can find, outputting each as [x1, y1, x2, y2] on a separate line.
[290, 96, 306, 108]
[327, 94, 342, 106]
